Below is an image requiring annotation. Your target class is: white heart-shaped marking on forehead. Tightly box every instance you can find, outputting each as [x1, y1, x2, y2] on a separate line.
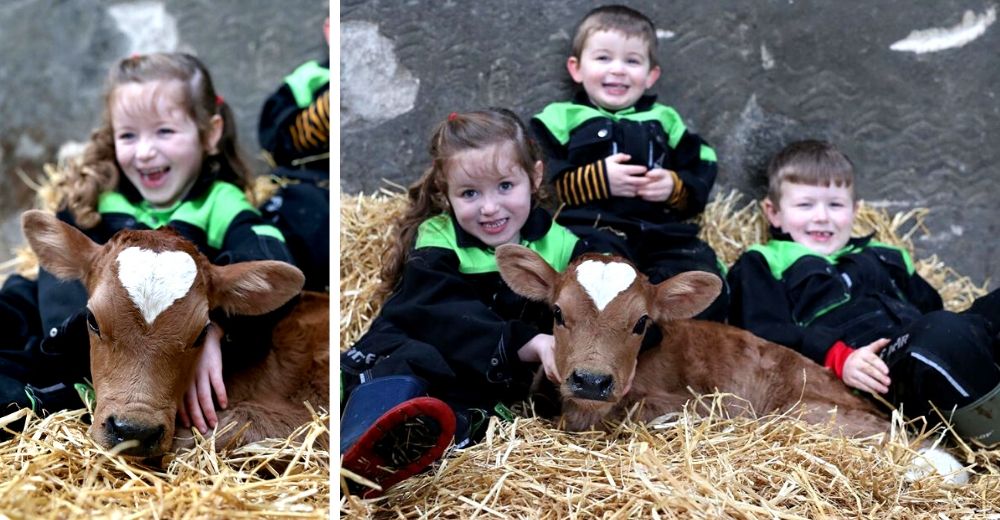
[116, 247, 197, 324]
[575, 260, 637, 311]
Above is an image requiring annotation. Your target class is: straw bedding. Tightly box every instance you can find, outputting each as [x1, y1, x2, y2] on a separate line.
[0, 168, 329, 519]
[339, 189, 999, 519]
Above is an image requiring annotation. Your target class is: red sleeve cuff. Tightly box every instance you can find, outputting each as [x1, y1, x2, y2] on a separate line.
[823, 340, 854, 379]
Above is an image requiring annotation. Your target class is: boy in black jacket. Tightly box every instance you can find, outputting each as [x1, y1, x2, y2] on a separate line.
[728, 139, 1000, 446]
[531, 5, 727, 320]
[258, 17, 330, 292]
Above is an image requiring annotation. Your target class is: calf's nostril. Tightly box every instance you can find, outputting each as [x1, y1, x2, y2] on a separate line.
[104, 415, 166, 447]
[568, 370, 615, 401]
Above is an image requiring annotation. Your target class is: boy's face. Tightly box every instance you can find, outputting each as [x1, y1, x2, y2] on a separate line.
[445, 142, 542, 248]
[567, 29, 660, 111]
[763, 181, 856, 256]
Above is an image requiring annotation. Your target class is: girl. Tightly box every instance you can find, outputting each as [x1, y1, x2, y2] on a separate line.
[340, 108, 593, 496]
[0, 53, 293, 438]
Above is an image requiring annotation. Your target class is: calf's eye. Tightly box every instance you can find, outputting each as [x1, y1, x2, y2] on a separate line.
[86, 310, 101, 337]
[553, 305, 565, 327]
[632, 315, 649, 335]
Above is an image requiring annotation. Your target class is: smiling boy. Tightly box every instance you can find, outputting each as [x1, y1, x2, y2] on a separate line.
[728, 139, 1000, 445]
[530, 4, 728, 321]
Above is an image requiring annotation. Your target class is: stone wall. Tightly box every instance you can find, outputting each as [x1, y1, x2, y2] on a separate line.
[0, 0, 328, 263]
[341, 1, 1000, 288]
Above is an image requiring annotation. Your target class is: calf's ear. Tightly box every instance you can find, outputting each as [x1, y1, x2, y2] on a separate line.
[21, 209, 100, 281]
[209, 260, 305, 316]
[496, 244, 557, 303]
[650, 271, 722, 322]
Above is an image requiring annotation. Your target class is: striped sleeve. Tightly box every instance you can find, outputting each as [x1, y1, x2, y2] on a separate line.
[290, 89, 330, 153]
[554, 159, 611, 206]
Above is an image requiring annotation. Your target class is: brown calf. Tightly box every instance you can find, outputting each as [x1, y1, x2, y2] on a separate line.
[22, 210, 329, 457]
[496, 245, 890, 436]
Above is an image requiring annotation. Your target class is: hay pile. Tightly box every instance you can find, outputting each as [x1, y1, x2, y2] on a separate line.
[339, 189, 998, 518]
[0, 407, 330, 518]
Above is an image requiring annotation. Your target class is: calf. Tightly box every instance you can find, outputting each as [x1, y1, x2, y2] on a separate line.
[22, 210, 329, 458]
[496, 245, 886, 435]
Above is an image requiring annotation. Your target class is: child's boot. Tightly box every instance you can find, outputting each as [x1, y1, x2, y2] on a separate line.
[951, 381, 1000, 447]
[340, 375, 456, 497]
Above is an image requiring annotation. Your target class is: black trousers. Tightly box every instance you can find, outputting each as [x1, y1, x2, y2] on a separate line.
[881, 291, 1000, 419]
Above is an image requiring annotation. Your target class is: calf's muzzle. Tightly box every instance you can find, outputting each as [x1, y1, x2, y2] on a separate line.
[568, 370, 615, 401]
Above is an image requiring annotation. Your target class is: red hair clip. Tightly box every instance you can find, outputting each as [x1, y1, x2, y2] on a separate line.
[215, 95, 224, 107]
[447, 112, 458, 121]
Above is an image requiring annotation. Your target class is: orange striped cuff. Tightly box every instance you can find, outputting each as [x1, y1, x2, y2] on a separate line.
[556, 160, 610, 205]
[291, 89, 330, 152]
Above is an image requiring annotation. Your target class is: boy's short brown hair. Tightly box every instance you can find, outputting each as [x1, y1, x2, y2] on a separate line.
[571, 5, 658, 67]
[766, 140, 856, 206]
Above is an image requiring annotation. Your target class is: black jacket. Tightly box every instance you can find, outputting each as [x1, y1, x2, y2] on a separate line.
[258, 59, 330, 173]
[342, 208, 586, 409]
[727, 233, 942, 365]
[531, 92, 718, 223]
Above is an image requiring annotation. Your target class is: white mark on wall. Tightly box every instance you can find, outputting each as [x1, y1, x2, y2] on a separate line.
[341, 21, 420, 129]
[575, 260, 636, 311]
[656, 29, 676, 40]
[760, 44, 775, 70]
[14, 135, 45, 161]
[107, 2, 178, 54]
[890, 7, 995, 54]
[117, 247, 196, 324]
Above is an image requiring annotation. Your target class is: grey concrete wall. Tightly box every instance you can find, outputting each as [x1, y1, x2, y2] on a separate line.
[341, 1, 1000, 289]
[0, 0, 329, 264]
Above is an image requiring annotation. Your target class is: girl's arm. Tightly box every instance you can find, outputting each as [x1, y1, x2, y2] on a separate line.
[378, 246, 540, 385]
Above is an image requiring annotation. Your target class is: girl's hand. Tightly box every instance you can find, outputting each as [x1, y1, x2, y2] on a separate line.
[636, 168, 676, 202]
[605, 153, 649, 198]
[518, 333, 561, 384]
[178, 322, 228, 434]
[842, 338, 892, 394]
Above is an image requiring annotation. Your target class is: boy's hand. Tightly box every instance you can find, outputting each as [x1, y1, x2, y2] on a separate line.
[178, 322, 229, 434]
[517, 333, 561, 384]
[842, 338, 891, 395]
[636, 168, 676, 202]
[605, 153, 649, 197]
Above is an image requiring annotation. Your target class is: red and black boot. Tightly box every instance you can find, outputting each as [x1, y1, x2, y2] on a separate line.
[340, 376, 456, 497]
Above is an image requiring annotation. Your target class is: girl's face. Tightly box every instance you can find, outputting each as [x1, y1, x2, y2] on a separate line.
[445, 142, 542, 248]
[111, 81, 222, 209]
[763, 181, 856, 256]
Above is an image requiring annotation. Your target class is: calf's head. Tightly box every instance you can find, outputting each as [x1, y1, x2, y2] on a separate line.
[22, 210, 304, 457]
[496, 245, 720, 430]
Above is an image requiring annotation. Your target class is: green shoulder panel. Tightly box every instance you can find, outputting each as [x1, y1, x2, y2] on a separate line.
[415, 214, 579, 274]
[528, 220, 579, 272]
[284, 60, 330, 109]
[748, 239, 914, 280]
[534, 102, 716, 162]
[747, 240, 836, 280]
[99, 183, 282, 249]
[99, 192, 180, 229]
[534, 102, 606, 146]
[171, 182, 279, 249]
[98, 191, 140, 218]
